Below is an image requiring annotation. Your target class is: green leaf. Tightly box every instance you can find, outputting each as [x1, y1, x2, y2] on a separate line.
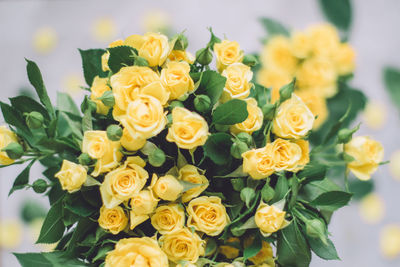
[14, 251, 87, 267]
[92, 244, 114, 262]
[243, 233, 262, 261]
[9, 160, 35, 196]
[191, 70, 226, 106]
[65, 219, 97, 257]
[250, 83, 270, 107]
[107, 45, 138, 73]
[0, 101, 31, 138]
[308, 236, 340, 260]
[64, 192, 97, 217]
[205, 238, 217, 256]
[271, 174, 289, 203]
[212, 99, 248, 125]
[319, 0, 352, 31]
[37, 197, 65, 244]
[203, 133, 233, 165]
[383, 67, 400, 111]
[297, 162, 327, 184]
[260, 17, 290, 37]
[349, 178, 374, 200]
[277, 220, 311, 267]
[82, 108, 93, 132]
[310, 191, 352, 212]
[79, 49, 107, 86]
[10, 96, 50, 121]
[57, 92, 80, 116]
[301, 177, 342, 201]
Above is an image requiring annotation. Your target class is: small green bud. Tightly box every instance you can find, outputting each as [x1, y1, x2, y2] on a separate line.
[81, 96, 97, 113]
[305, 218, 327, 244]
[231, 178, 245, 191]
[78, 153, 93, 165]
[107, 125, 123, 141]
[338, 125, 360, 144]
[261, 183, 275, 202]
[279, 82, 294, 102]
[134, 56, 149, 67]
[3, 143, 23, 159]
[149, 148, 166, 167]
[177, 93, 189, 102]
[236, 132, 252, 146]
[230, 141, 249, 159]
[167, 114, 173, 126]
[194, 95, 211, 113]
[173, 34, 189, 51]
[169, 100, 185, 111]
[32, 179, 48, 194]
[26, 111, 44, 129]
[215, 124, 230, 132]
[240, 187, 256, 208]
[262, 103, 276, 120]
[196, 47, 213, 65]
[98, 91, 115, 107]
[242, 54, 258, 67]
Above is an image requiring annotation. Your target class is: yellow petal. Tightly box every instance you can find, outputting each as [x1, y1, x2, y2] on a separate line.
[380, 224, 400, 259]
[359, 193, 385, 224]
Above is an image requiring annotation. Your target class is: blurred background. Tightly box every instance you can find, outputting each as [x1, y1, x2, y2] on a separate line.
[1, 0, 400, 266]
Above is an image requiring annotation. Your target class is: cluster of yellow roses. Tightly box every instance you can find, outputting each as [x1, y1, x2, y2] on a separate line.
[257, 24, 356, 129]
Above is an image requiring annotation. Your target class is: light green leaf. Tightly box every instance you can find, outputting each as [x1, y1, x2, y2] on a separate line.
[319, 0, 352, 31]
[57, 92, 80, 116]
[14, 251, 87, 267]
[212, 99, 248, 125]
[82, 108, 93, 132]
[308, 236, 340, 260]
[383, 67, 400, 111]
[260, 17, 290, 37]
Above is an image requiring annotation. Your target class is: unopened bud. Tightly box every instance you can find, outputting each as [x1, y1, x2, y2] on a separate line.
[338, 126, 359, 144]
[173, 34, 189, 51]
[78, 153, 93, 165]
[231, 141, 249, 159]
[107, 125, 123, 141]
[194, 95, 211, 113]
[32, 179, 48, 194]
[236, 132, 252, 146]
[169, 101, 184, 111]
[26, 111, 44, 129]
[3, 143, 23, 159]
[306, 218, 327, 244]
[98, 91, 115, 107]
[279, 81, 295, 102]
[262, 103, 276, 120]
[242, 54, 258, 67]
[149, 148, 166, 167]
[231, 178, 245, 191]
[196, 47, 213, 65]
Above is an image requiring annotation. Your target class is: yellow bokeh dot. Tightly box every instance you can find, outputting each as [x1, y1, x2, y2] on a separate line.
[93, 17, 117, 42]
[0, 219, 23, 249]
[63, 73, 84, 95]
[359, 193, 385, 224]
[33, 26, 58, 54]
[141, 10, 170, 33]
[390, 150, 400, 180]
[380, 224, 400, 259]
[363, 101, 387, 130]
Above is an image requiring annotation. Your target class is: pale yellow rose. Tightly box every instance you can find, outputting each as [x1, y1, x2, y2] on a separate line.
[242, 144, 275, 179]
[271, 138, 302, 172]
[261, 36, 298, 74]
[214, 40, 244, 72]
[151, 174, 183, 201]
[151, 203, 185, 234]
[0, 126, 18, 165]
[120, 127, 146, 151]
[100, 157, 148, 208]
[98, 206, 128, 235]
[244, 237, 275, 265]
[130, 189, 159, 230]
[54, 160, 87, 193]
[166, 107, 209, 149]
[125, 32, 170, 67]
[187, 196, 230, 236]
[256, 68, 292, 94]
[333, 43, 356, 75]
[90, 76, 111, 115]
[296, 90, 328, 130]
[292, 139, 310, 172]
[307, 24, 340, 58]
[168, 50, 195, 64]
[220, 63, 253, 102]
[160, 227, 205, 263]
[272, 94, 314, 139]
[105, 237, 168, 267]
[160, 61, 194, 100]
[291, 31, 311, 59]
[230, 98, 263, 134]
[82, 131, 122, 177]
[219, 237, 240, 259]
[178, 164, 209, 202]
[345, 136, 384, 180]
[255, 202, 289, 237]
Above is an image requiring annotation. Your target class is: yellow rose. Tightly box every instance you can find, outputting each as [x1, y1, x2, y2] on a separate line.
[255, 202, 289, 237]
[120, 127, 146, 151]
[178, 164, 209, 202]
[101, 39, 124, 72]
[160, 61, 194, 100]
[345, 136, 384, 180]
[90, 76, 111, 115]
[230, 98, 263, 134]
[160, 227, 205, 263]
[256, 68, 292, 94]
[292, 139, 310, 172]
[151, 203, 185, 234]
[0, 126, 18, 165]
[119, 94, 167, 140]
[54, 160, 87, 193]
[214, 40, 244, 72]
[271, 138, 302, 172]
[151, 174, 183, 201]
[187, 196, 230, 236]
[219, 237, 240, 259]
[307, 24, 340, 58]
[125, 32, 170, 67]
[98, 206, 128, 235]
[168, 50, 195, 64]
[242, 144, 275, 179]
[272, 94, 314, 139]
[130, 189, 159, 230]
[296, 90, 328, 130]
[261, 36, 298, 74]
[105, 237, 168, 267]
[100, 157, 148, 208]
[333, 43, 356, 75]
[220, 63, 253, 102]
[167, 107, 209, 149]
[244, 237, 275, 265]
[290, 31, 311, 59]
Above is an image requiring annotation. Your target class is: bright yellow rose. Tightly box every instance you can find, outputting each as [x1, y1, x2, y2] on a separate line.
[101, 39, 124, 72]
[220, 63, 253, 102]
[151, 174, 183, 201]
[178, 164, 209, 202]
[168, 50, 195, 64]
[151, 203, 185, 234]
[90, 76, 111, 115]
[296, 90, 328, 130]
[54, 160, 87, 193]
[120, 127, 146, 151]
[160, 227, 205, 263]
[219, 237, 240, 259]
[244, 237, 275, 265]
[98, 205, 128, 235]
[292, 139, 310, 172]
[333, 43, 356, 75]
[230, 98, 263, 134]
[187, 196, 230, 236]
[307, 24, 340, 57]
[125, 32, 170, 67]
[166, 107, 209, 149]
[256, 68, 292, 94]
[272, 94, 314, 139]
[160, 61, 194, 100]
[105, 237, 168, 267]
[261, 36, 298, 74]
[255, 202, 289, 237]
[130, 189, 159, 230]
[82, 131, 122, 177]
[271, 138, 302, 172]
[214, 40, 244, 72]
[242, 144, 275, 179]
[345, 136, 384, 180]
[0, 126, 18, 165]
[100, 157, 148, 208]
[290, 31, 311, 59]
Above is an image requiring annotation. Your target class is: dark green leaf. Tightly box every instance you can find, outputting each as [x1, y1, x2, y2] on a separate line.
[65, 219, 97, 257]
[272, 174, 289, 203]
[203, 133, 233, 165]
[297, 163, 327, 184]
[383, 67, 400, 111]
[82, 108, 93, 132]
[349, 178, 374, 200]
[10, 96, 50, 121]
[243, 233, 262, 261]
[79, 49, 107, 86]
[107, 45, 138, 73]
[191, 70, 226, 106]
[14, 251, 87, 267]
[92, 244, 114, 262]
[260, 17, 290, 37]
[37, 197, 65, 244]
[9, 160, 35, 196]
[308, 236, 340, 260]
[319, 0, 352, 31]
[301, 177, 342, 201]
[250, 83, 270, 107]
[0, 101, 31, 138]
[310, 191, 352, 212]
[57, 92, 80, 116]
[212, 99, 248, 125]
[64, 192, 97, 217]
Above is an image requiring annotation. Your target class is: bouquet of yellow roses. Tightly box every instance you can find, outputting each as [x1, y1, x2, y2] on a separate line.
[0, 29, 383, 267]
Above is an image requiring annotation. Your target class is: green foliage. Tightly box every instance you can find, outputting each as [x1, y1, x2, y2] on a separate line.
[260, 17, 290, 37]
[349, 178, 374, 200]
[204, 133, 233, 165]
[310, 191, 352, 212]
[14, 251, 86, 267]
[243, 233, 262, 261]
[191, 70, 226, 106]
[212, 99, 248, 125]
[308, 236, 340, 260]
[319, 0, 352, 31]
[383, 66, 400, 111]
[79, 49, 108, 86]
[107, 45, 138, 73]
[37, 198, 65, 244]
[9, 160, 35, 196]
